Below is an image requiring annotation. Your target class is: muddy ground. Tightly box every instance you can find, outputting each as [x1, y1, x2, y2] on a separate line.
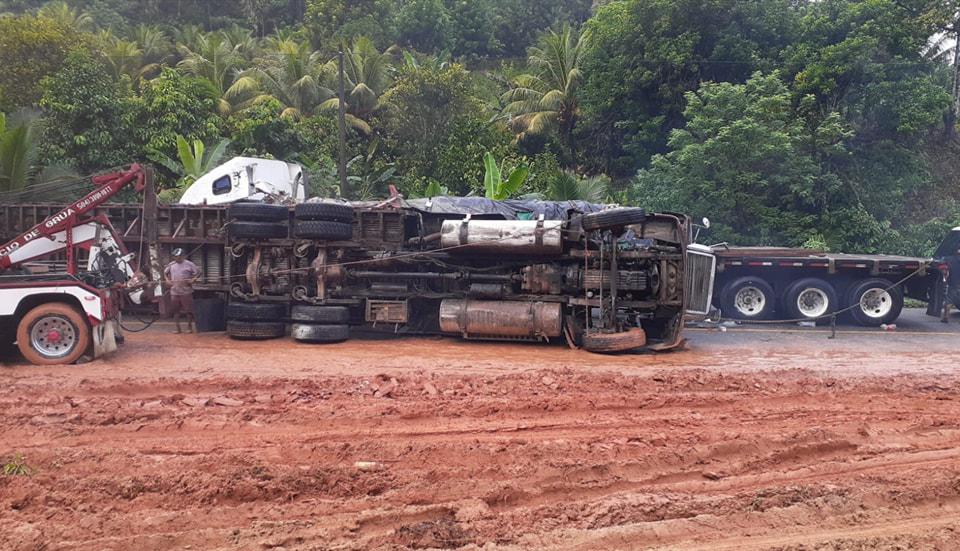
[2, 313, 960, 550]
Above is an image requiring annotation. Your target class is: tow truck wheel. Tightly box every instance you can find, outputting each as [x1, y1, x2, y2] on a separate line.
[16, 303, 90, 365]
[847, 278, 903, 326]
[720, 277, 775, 320]
[784, 278, 838, 323]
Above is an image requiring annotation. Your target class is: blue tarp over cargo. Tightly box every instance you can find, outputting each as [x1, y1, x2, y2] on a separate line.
[401, 197, 611, 220]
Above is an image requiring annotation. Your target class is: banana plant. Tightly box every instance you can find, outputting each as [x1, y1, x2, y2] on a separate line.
[147, 135, 231, 202]
[483, 151, 528, 200]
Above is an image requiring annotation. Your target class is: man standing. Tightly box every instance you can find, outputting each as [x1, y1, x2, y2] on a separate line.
[164, 248, 202, 333]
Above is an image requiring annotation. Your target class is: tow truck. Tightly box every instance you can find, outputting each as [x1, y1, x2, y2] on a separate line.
[0, 165, 160, 365]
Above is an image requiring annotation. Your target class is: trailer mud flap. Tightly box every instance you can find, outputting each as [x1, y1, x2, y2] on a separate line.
[93, 319, 120, 358]
[927, 278, 947, 318]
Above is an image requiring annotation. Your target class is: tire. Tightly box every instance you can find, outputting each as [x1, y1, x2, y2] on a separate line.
[582, 328, 647, 353]
[16, 302, 91, 365]
[227, 302, 287, 321]
[226, 320, 285, 340]
[228, 203, 289, 222]
[291, 323, 349, 343]
[291, 305, 350, 324]
[293, 220, 353, 241]
[294, 203, 354, 223]
[720, 276, 775, 320]
[847, 278, 903, 326]
[581, 208, 647, 232]
[784, 278, 838, 322]
[229, 221, 289, 240]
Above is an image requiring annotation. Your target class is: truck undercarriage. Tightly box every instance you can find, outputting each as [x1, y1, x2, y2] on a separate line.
[225, 199, 715, 352]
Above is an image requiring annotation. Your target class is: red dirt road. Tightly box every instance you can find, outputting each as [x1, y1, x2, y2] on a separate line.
[2, 328, 960, 550]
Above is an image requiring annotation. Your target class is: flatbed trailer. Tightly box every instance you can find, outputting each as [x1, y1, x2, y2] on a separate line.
[712, 246, 937, 326]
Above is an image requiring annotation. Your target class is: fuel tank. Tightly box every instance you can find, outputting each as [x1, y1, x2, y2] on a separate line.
[439, 299, 563, 340]
[439, 219, 563, 254]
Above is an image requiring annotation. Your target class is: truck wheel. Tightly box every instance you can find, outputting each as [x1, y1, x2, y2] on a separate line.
[294, 203, 354, 223]
[226, 320, 285, 340]
[293, 220, 353, 241]
[291, 323, 349, 343]
[291, 305, 350, 324]
[720, 277, 775, 320]
[847, 278, 903, 326]
[582, 328, 647, 353]
[581, 208, 647, 232]
[229, 221, 289, 239]
[228, 203, 289, 222]
[16, 303, 90, 365]
[784, 278, 838, 322]
[227, 302, 287, 321]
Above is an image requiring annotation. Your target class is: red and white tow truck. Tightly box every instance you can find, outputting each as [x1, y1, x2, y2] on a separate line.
[0, 165, 160, 365]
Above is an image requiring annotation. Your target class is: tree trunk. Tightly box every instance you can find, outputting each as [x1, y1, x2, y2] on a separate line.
[948, 26, 960, 139]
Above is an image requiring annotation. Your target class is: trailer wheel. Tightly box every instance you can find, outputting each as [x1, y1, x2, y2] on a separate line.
[228, 221, 289, 240]
[847, 278, 903, 326]
[582, 328, 647, 353]
[720, 277, 775, 320]
[294, 203, 354, 224]
[17, 303, 90, 365]
[227, 302, 287, 321]
[291, 323, 349, 343]
[226, 320, 286, 340]
[227, 203, 289, 222]
[293, 220, 353, 241]
[581, 208, 647, 232]
[291, 305, 350, 324]
[784, 278, 838, 322]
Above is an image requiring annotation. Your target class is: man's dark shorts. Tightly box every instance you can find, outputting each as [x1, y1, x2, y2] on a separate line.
[169, 293, 194, 315]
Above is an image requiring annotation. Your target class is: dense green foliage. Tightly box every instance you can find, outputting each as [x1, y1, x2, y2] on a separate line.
[1, 0, 960, 255]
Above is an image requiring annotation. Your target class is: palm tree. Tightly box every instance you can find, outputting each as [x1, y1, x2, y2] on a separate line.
[177, 32, 263, 116]
[545, 171, 609, 202]
[37, 1, 93, 31]
[220, 25, 260, 62]
[0, 112, 37, 192]
[251, 38, 332, 119]
[102, 36, 163, 83]
[502, 24, 591, 164]
[0, 111, 76, 193]
[318, 37, 398, 130]
[131, 25, 172, 66]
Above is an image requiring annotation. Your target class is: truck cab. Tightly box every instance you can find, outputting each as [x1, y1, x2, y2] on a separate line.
[177, 157, 306, 206]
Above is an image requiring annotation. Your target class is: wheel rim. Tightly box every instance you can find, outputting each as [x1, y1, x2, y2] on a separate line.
[859, 288, 893, 319]
[29, 315, 78, 358]
[796, 288, 829, 318]
[733, 286, 766, 317]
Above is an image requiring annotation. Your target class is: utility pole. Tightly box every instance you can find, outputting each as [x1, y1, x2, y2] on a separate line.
[337, 49, 350, 199]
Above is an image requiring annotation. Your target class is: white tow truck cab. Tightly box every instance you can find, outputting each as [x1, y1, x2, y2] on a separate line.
[177, 157, 307, 206]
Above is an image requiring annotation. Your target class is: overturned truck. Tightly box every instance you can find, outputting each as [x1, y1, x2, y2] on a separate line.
[223, 198, 715, 352]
